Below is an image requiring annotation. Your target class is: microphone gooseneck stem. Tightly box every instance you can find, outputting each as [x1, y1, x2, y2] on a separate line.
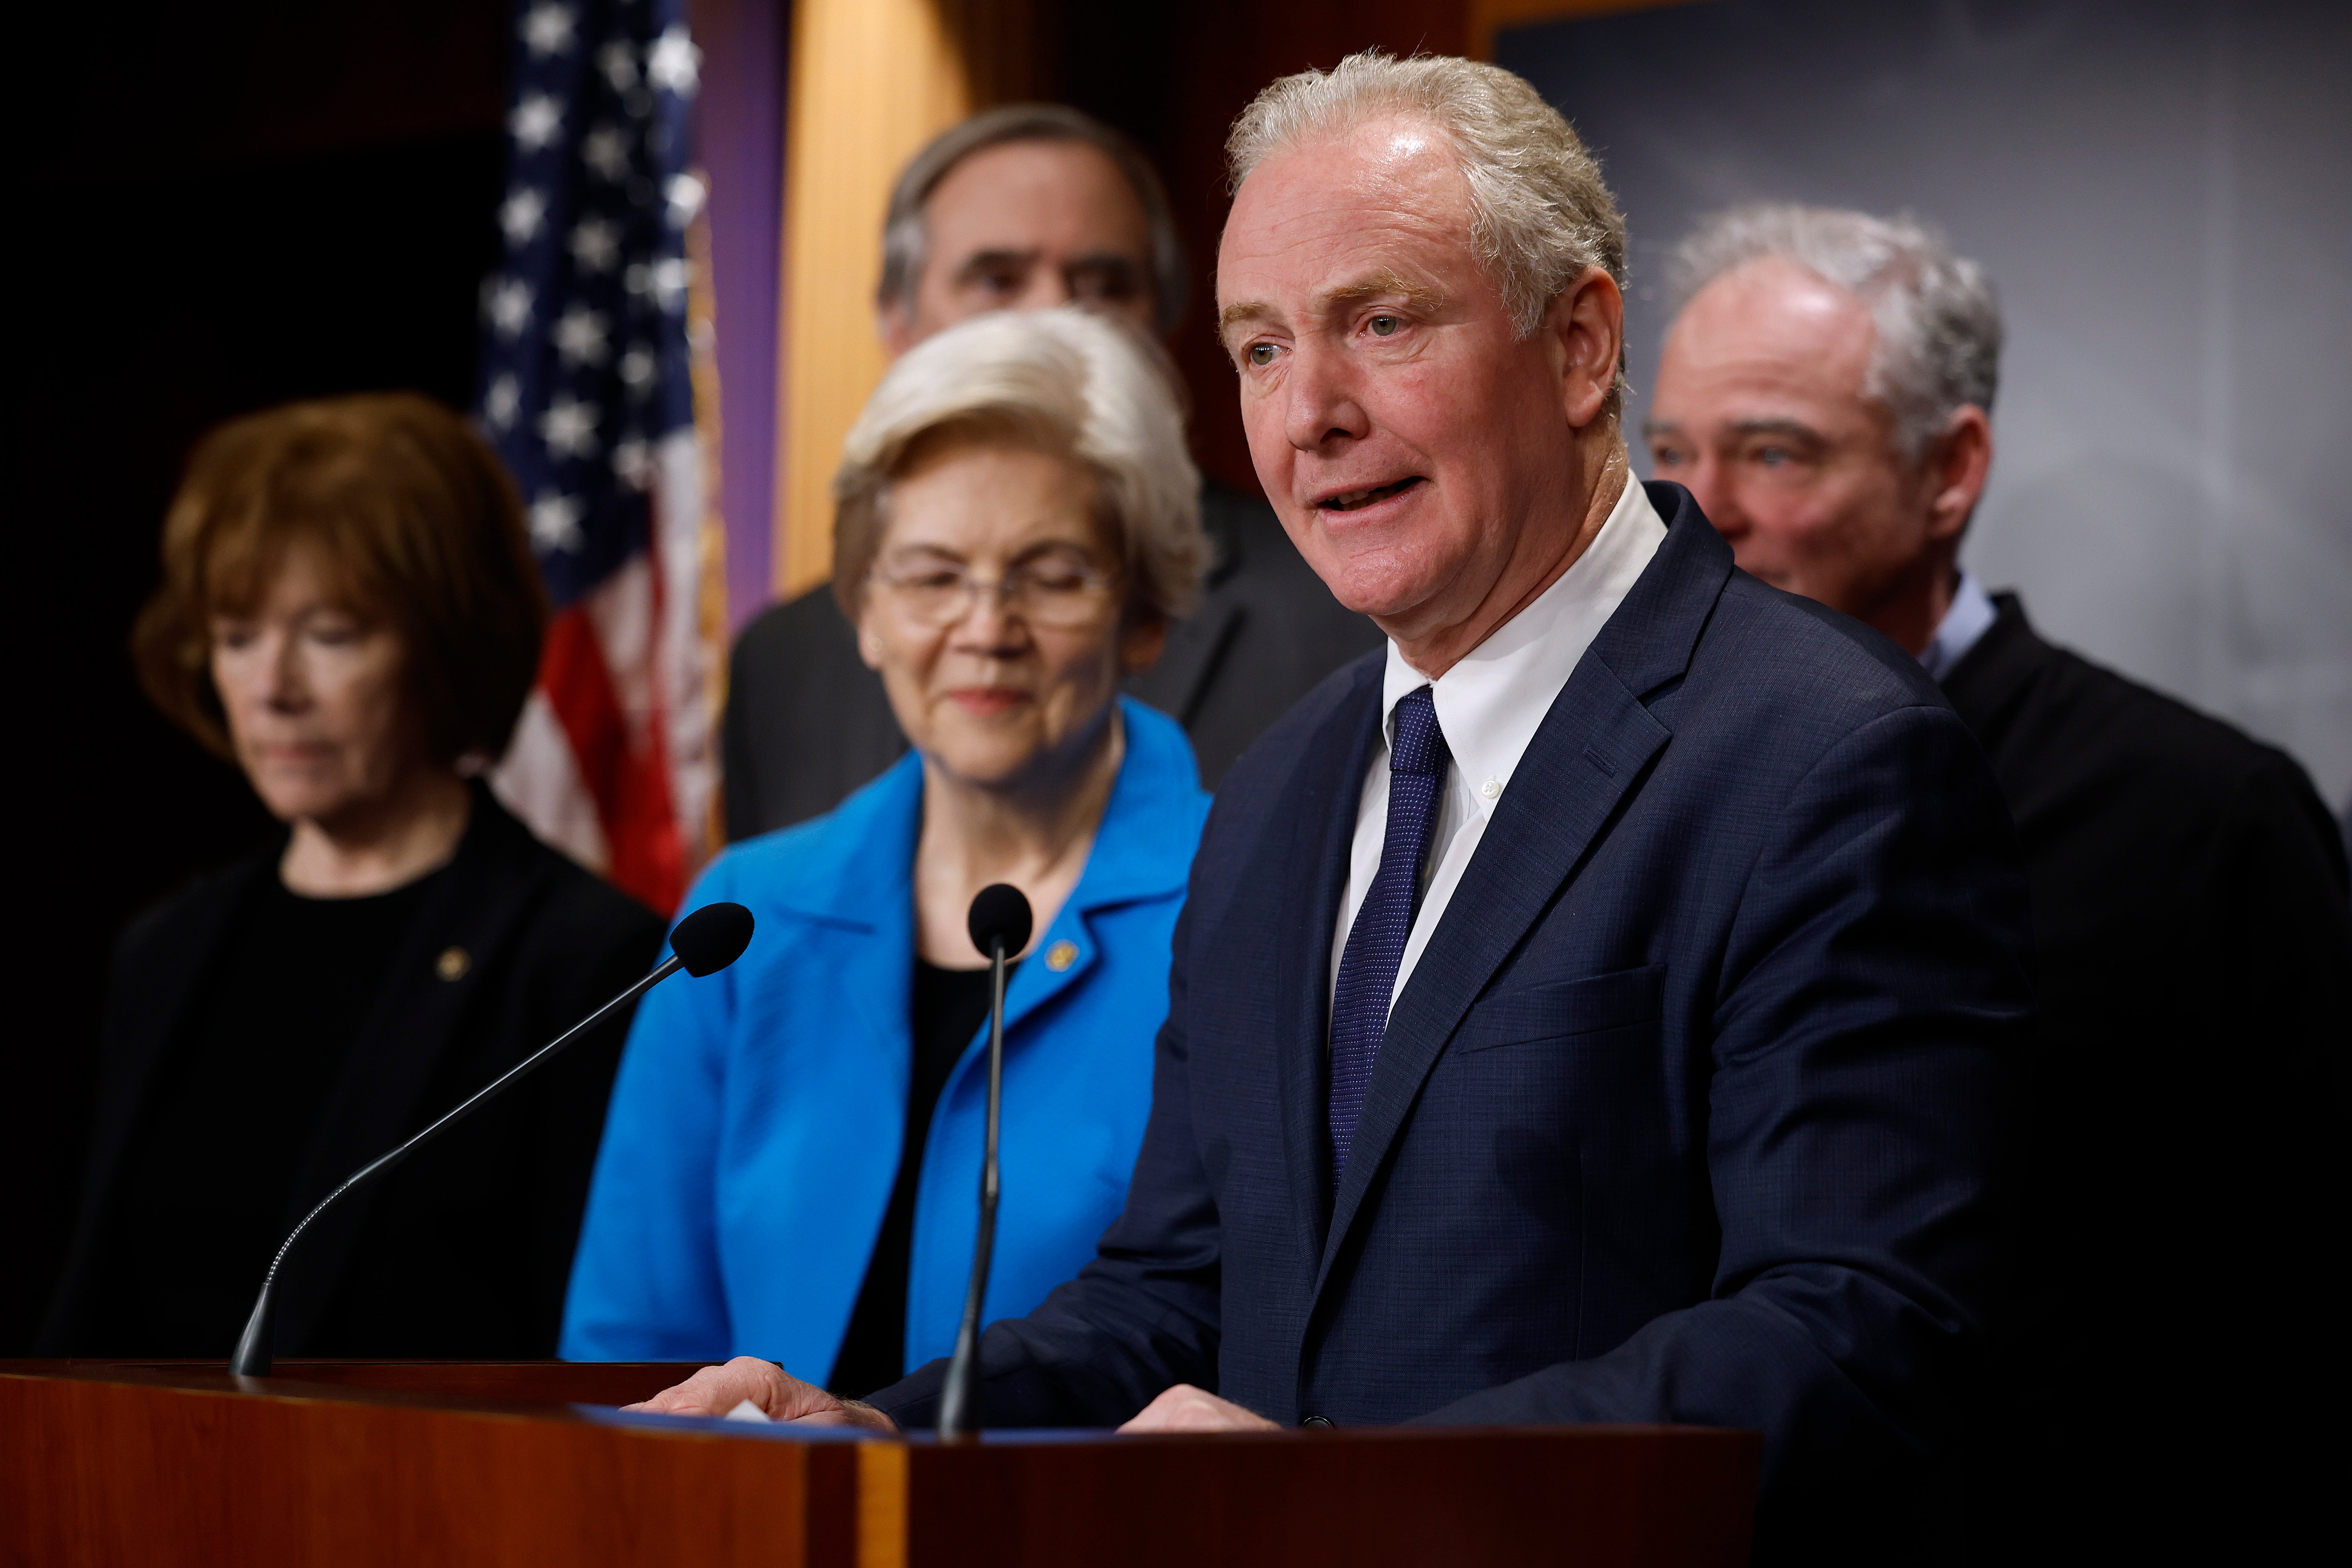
[229, 952, 686, 1378]
[937, 939, 1007, 1439]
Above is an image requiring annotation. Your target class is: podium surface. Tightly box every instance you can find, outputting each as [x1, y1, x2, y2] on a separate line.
[2, 1360, 1758, 1566]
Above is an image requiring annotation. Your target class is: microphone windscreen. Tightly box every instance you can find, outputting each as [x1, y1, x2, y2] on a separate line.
[966, 884, 1033, 961]
[670, 901, 755, 976]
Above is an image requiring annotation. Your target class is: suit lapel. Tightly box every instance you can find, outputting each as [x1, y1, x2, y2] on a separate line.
[1312, 483, 1728, 1296]
[269, 789, 549, 1351]
[1269, 663, 1385, 1264]
[1936, 594, 2041, 737]
[1314, 666, 1669, 1292]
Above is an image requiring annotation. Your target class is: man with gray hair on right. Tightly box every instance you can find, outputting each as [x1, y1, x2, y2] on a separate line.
[1647, 204, 2350, 1563]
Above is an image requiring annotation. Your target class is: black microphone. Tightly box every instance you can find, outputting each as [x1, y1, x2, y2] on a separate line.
[227, 900, 756, 1378]
[936, 883, 1032, 1438]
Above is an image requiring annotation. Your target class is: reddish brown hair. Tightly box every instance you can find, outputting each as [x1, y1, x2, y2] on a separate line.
[132, 392, 547, 764]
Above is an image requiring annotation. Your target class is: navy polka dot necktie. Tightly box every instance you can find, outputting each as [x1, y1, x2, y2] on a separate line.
[1328, 685, 1451, 1180]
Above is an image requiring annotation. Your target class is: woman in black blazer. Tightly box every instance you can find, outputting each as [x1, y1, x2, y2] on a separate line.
[40, 394, 664, 1359]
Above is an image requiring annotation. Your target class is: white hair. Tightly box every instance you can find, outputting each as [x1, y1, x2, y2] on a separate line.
[1668, 204, 2002, 459]
[832, 308, 1207, 620]
[1225, 50, 1628, 413]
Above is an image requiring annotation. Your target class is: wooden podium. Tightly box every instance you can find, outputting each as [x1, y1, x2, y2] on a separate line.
[2, 1360, 1759, 1566]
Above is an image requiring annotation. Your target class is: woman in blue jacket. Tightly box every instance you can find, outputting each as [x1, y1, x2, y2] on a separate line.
[562, 309, 1212, 1395]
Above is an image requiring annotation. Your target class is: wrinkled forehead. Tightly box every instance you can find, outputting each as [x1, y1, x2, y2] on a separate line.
[1670, 258, 1877, 378]
[922, 139, 1151, 261]
[1216, 120, 1477, 309]
[1648, 261, 1879, 435]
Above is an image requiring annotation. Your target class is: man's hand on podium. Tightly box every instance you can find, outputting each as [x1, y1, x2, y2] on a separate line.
[627, 1361, 1279, 1436]
[625, 1357, 897, 1431]
[1117, 1384, 1281, 1433]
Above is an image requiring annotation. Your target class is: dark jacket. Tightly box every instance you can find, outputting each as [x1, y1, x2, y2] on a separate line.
[40, 784, 665, 1358]
[870, 485, 2033, 1564]
[722, 481, 1382, 834]
[1942, 594, 2350, 1562]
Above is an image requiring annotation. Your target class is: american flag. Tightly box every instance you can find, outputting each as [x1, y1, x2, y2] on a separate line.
[478, 0, 721, 914]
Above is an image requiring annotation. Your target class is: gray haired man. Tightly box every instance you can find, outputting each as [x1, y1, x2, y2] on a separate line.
[1648, 204, 2350, 1564]
[724, 107, 1379, 833]
[636, 60, 2037, 1564]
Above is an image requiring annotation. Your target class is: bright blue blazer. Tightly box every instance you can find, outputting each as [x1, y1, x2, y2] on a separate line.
[561, 699, 1209, 1378]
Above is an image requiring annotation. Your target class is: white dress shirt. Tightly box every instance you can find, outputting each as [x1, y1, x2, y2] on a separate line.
[1329, 478, 1669, 1015]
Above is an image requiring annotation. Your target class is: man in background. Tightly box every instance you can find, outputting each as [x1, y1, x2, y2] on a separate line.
[1645, 203, 2350, 1562]
[724, 106, 1380, 832]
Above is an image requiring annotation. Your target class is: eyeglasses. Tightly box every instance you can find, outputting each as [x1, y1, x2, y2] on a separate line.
[868, 556, 1119, 629]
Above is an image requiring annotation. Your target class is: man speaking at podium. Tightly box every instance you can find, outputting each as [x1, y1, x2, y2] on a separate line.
[641, 54, 2029, 1560]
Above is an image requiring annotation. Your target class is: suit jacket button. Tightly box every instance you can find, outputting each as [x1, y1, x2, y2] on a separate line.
[1299, 1414, 1333, 1428]
[436, 946, 471, 982]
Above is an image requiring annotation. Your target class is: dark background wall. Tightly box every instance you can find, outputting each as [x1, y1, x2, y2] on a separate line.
[10, 0, 511, 1351]
[1501, 0, 2352, 808]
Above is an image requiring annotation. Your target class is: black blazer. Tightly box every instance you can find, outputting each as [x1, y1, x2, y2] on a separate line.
[1942, 594, 2350, 1562]
[721, 481, 1382, 834]
[39, 784, 665, 1358]
[872, 486, 2033, 1563]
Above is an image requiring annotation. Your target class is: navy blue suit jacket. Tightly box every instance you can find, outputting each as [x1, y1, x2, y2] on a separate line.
[873, 484, 2031, 1558]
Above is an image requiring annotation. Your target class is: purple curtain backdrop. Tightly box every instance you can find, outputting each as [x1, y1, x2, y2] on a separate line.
[689, 0, 788, 635]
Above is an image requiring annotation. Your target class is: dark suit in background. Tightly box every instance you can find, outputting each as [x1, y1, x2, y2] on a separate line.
[868, 487, 2034, 1564]
[1942, 593, 2350, 1561]
[40, 785, 664, 1358]
[723, 482, 1381, 835]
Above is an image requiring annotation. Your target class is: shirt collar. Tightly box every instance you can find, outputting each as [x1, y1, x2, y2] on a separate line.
[750, 697, 1205, 928]
[1377, 476, 1669, 817]
[1917, 569, 1998, 683]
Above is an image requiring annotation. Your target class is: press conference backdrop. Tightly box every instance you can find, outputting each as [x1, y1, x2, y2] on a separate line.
[1502, 0, 2352, 807]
